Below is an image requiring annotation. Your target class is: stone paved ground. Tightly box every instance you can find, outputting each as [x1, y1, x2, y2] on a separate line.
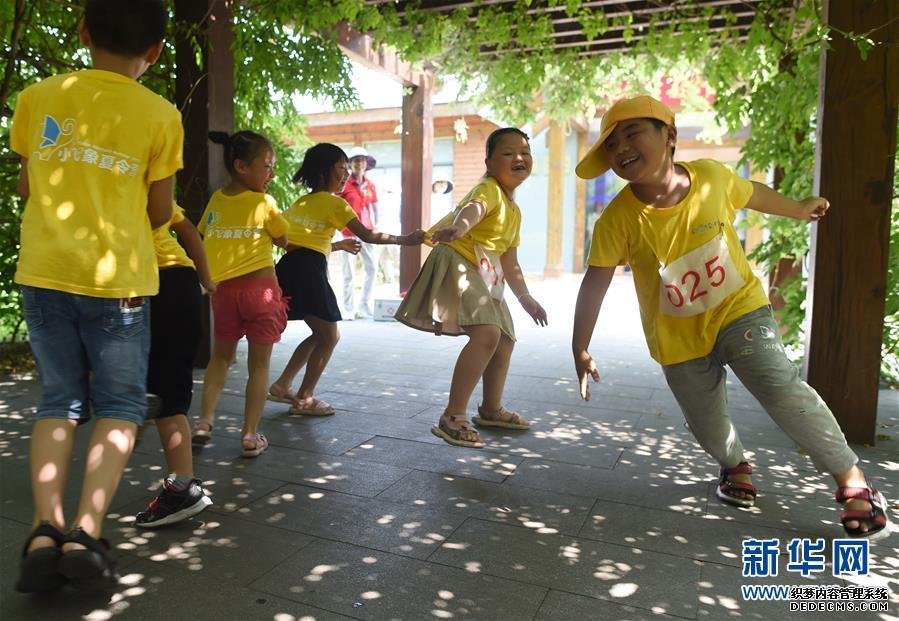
[1, 274, 897, 620]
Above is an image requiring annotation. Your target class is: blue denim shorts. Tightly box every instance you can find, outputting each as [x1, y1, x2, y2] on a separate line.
[22, 286, 151, 425]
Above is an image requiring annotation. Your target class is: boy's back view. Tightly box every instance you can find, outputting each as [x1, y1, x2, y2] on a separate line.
[10, 0, 182, 592]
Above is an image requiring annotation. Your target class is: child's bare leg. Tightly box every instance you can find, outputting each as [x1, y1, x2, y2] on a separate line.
[270, 334, 317, 398]
[243, 341, 274, 442]
[480, 333, 515, 412]
[446, 325, 501, 414]
[295, 316, 339, 401]
[28, 419, 77, 551]
[199, 338, 238, 428]
[156, 415, 193, 476]
[478, 333, 530, 427]
[64, 419, 137, 550]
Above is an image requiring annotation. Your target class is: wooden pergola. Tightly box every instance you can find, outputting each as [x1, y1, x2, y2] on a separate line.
[172, 0, 897, 445]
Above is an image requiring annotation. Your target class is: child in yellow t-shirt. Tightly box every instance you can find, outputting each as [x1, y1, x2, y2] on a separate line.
[10, 0, 182, 592]
[395, 128, 548, 449]
[134, 204, 215, 528]
[572, 95, 890, 541]
[192, 130, 289, 459]
[268, 143, 424, 415]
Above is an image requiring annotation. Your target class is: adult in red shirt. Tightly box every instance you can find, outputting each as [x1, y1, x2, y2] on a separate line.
[339, 146, 379, 318]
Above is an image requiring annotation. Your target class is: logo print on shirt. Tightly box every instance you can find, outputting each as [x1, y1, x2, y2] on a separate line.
[40, 115, 63, 147]
[744, 329, 753, 341]
[759, 325, 776, 339]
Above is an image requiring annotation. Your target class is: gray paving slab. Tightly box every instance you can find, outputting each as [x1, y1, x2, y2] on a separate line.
[191, 439, 412, 497]
[534, 589, 681, 620]
[509, 456, 712, 514]
[579, 498, 804, 567]
[343, 435, 523, 482]
[236, 482, 466, 559]
[108, 510, 315, 585]
[250, 538, 548, 620]
[431, 517, 701, 618]
[2, 275, 896, 620]
[377, 469, 594, 535]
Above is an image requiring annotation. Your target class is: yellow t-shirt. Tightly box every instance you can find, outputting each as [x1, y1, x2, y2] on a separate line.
[283, 192, 357, 255]
[587, 159, 769, 365]
[198, 190, 289, 282]
[428, 177, 521, 265]
[154, 205, 195, 270]
[10, 69, 183, 297]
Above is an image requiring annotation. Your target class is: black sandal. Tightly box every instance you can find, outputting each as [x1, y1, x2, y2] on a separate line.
[57, 527, 118, 589]
[15, 522, 66, 593]
[835, 485, 892, 541]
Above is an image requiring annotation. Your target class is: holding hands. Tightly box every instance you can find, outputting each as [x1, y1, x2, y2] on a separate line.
[430, 224, 464, 243]
[401, 229, 426, 245]
[334, 238, 362, 254]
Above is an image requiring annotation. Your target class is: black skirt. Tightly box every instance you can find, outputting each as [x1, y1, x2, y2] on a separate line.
[276, 247, 342, 322]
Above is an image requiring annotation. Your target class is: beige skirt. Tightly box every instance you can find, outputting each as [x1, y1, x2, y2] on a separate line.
[395, 244, 515, 340]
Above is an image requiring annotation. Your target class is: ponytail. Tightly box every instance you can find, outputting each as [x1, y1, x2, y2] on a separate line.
[208, 130, 273, 175]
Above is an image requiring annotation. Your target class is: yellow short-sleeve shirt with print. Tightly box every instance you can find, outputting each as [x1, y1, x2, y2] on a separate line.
[587, 159, 769, 365]
[198, 190, 288, 282]
[10, 69, 184, 297]
[283, 192, 357, 256]
[154, 205, 195, 270]
[427, 176, 521, 265]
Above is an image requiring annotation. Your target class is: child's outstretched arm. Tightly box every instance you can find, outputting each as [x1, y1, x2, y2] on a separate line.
[572, 266, 615, 401]
[746, 182, 830, 221]
[345, 218, 425, 246]
[430, 200, 486, 242]
[171, 218, 216, 293]
[500, 248, 547, 327]
[331, 238, 362, 254]
[147, 176, 175, 229]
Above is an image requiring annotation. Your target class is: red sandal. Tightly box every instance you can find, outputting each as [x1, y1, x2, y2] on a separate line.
[716, 461, 757, 508]
[834, 485, 891, 541]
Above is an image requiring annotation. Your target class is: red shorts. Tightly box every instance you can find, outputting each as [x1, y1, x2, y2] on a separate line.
[211, 277, 287, 344]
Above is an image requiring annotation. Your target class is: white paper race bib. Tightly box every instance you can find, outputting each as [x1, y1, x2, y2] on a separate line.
[474, 244, 505, 300]
[658, 234, 744, 317]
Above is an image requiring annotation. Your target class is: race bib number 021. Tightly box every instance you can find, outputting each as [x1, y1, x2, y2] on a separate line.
[658, 234, 743, 317]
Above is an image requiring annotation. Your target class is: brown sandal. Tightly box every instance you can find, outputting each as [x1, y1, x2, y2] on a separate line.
[191, 419, 214, 444]
[473, 405, 531, 430]
[431, 413, 485, 448]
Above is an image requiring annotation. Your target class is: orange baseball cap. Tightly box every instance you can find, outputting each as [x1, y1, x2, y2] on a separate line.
[575, 95, 675, 179]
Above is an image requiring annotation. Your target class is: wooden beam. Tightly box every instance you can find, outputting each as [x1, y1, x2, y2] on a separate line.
[803, 0, 899, 444]
[544, 121, 564, 277]
[174, 0, 234, 223]
[572, 128, 589, 273]
[399, 73, 434, 291]
[335, 22, 422, 87]
[175, 0, 234, 368]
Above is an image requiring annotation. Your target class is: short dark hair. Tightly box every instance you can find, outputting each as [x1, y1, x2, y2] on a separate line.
[292, 143, 347, 191]
[209, 130, 273, 176]
[647, 118, 676, 158]
[84, 0, 167, 58]
[485, 127, 530, 158]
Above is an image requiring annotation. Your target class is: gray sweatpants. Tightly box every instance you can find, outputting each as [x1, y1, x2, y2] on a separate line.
[662, 306, 858, 475]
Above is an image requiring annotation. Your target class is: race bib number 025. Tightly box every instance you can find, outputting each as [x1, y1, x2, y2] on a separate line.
[658, 234, 744, 317]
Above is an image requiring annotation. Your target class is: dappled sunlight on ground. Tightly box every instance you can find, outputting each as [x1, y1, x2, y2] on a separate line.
[1, 276, 896, 618]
